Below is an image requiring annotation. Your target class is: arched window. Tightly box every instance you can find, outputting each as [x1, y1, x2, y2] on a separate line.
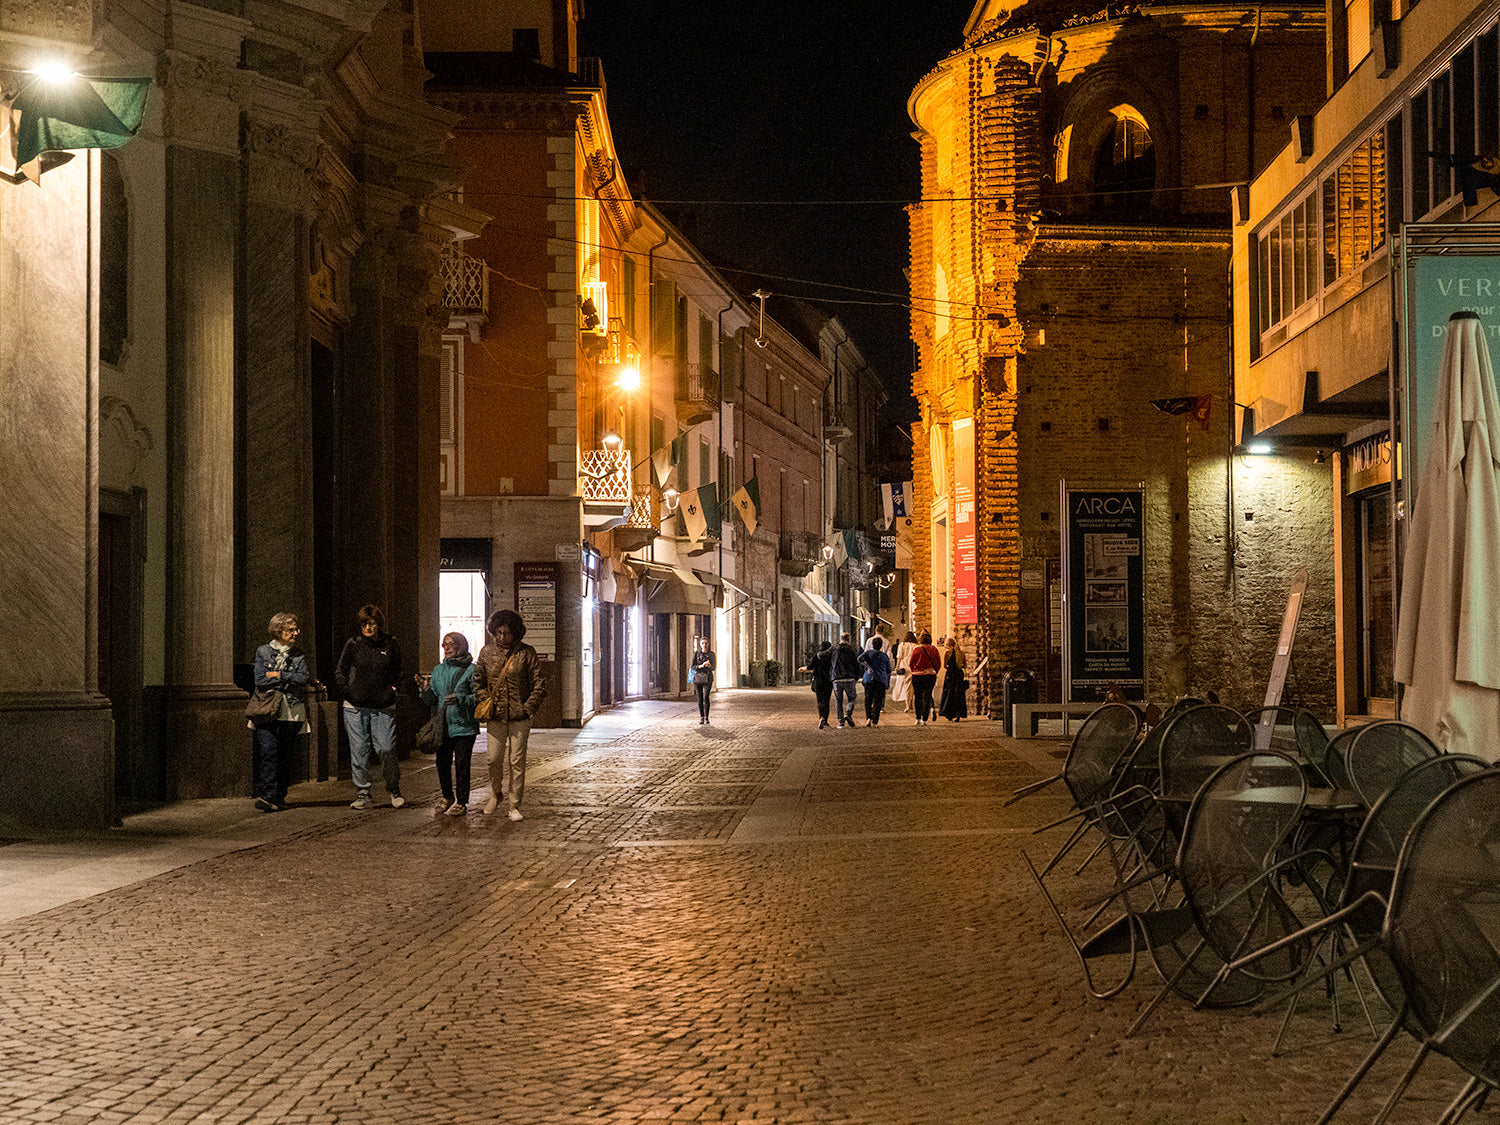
[1092, 106, 1155, 211]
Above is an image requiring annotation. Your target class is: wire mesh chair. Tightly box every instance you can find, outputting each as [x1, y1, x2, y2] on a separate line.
[1025, 703, 1144, 877]
[1158, 705, 1253, 839]
[1318, 767, 1500, 1125]
[1345, 720, 1442, 810]
[1128, 751, 1333, 1036]
[1323, 727, 1360, 791]
[1007, 702, 1141, 805]
[1244, 706, 1337, 787]
[1232, 753, 1490, 1060]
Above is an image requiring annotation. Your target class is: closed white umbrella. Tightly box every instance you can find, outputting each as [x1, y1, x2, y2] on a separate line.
[1394, 311, 1500, 760]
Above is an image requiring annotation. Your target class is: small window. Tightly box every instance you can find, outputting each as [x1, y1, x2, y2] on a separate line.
[1092, 106, 1155, 211]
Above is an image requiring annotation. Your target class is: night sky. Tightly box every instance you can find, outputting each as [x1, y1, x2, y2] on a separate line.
[578, 1, 980, 417]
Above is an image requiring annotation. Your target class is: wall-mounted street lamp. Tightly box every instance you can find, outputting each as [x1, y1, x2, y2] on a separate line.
[601, 431, 623, 452]
[814, 543, 835, 567]
[873, 571, 897, 590]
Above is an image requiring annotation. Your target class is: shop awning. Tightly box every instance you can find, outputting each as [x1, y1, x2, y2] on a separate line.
[631, 563, 712, 616]
[792, 588, 840, 625]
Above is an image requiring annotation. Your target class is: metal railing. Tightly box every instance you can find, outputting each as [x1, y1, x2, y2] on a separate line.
[580, 448, 630, 504]
[442, 249, 488, 316]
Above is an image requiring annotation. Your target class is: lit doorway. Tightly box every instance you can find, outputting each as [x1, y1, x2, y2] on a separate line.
[439, 571, 488, 665]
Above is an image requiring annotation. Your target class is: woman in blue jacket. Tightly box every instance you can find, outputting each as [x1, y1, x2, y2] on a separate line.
[251, 612, 309, 812]
[420, 632, 478, 816]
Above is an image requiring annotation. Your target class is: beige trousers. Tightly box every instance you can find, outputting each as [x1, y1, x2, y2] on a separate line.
[485, 716, 530, 808]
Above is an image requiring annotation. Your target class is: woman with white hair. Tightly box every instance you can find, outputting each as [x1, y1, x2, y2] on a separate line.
[250, 612, 309, 812]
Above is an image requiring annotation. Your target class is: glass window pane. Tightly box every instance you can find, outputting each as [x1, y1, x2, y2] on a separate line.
[1293, 202, 1307, 308]
[1411, 89, 1431, 217]
[1323, 175, 1339, 285]
[1433, 72, 1453, 203]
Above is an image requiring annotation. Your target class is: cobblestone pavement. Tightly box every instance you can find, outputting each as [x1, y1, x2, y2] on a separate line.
[0, 689, 1489, 1124]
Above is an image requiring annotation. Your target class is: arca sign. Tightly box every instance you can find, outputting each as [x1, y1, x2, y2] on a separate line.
[1074, 495, 1138, 515]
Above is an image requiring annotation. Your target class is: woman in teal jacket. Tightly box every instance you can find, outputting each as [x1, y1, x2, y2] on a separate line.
[419, 632, 478, 815]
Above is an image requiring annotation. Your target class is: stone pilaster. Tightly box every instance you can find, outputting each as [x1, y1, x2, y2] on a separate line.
[0, 153, 114, 832]
[157, 44, 252, 798]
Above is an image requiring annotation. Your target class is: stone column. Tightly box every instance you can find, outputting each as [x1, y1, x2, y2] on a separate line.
[156, 45, 251, 798]
[0, 153, 115, 832]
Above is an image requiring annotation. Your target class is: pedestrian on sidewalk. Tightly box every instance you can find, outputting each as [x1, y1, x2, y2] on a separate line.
[908, 632, 942, 724]
[859, 635, 892, 726]
[832, 632, 862, 727]
[889, 631, 914, 712]
[939, 636, 969, 722]
[335, 604, 405, 810]
[800, 640, 834, 729]
[690, 635, 716, 724]
[251, 612, 308, 812]
[474, 608, 546, 822]
[419, 632, 477, 816]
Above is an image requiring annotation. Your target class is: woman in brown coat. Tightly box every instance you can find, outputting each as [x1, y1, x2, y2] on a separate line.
[472, 609, 547, 820]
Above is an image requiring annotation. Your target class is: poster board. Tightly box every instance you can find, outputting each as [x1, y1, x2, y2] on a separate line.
[514, 562, 558, 660]
[1060, 483, 1146, 702]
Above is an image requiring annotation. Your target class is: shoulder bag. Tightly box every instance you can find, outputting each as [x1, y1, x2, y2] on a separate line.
[246, 689, 281, 726]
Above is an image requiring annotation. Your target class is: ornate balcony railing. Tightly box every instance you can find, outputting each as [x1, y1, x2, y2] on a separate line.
[580, 448, 630, 504]
[442, 247, 489, 341]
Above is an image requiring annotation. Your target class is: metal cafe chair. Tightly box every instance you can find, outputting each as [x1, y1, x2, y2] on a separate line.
[1322, 727, 1360, 791]
[1006, 701, 1143, 805]
[1232, 753, 1489, 1059]
[1244, 705, 1337, 788]
[1345, 720, 1441, 811]
[1311, 767, 1500, 1125]
[1128, 751, 1333, 1037]
[1158, 704, 1253, 839]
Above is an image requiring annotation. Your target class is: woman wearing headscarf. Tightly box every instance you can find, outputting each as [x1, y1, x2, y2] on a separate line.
[420, 632, 477, 816]
[473, 609, 546, 821]
[939, 636, 969, 721]
[251, 612, 308, 812]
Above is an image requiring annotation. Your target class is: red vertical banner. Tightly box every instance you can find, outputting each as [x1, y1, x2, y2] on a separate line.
[953, 416, 977, 623]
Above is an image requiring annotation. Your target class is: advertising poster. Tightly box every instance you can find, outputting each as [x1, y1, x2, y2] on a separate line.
[1061, 485, 1145, 701]
[1407, 253, 1500, 495]
[515, 562, 558, 660]
[953, 417, 977, 623]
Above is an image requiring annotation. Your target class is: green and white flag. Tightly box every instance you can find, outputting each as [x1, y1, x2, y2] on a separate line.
[1, 74, 150, 182]
[731, 477, 760, 537]
[681, 490, 707, 541]
[697, 483, 722, 540]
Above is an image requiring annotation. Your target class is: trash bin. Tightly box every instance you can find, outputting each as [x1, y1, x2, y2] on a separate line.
[1001, 669, 1036, 735]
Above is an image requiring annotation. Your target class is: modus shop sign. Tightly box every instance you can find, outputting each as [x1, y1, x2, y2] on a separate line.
[1060, 484, 1145, 702]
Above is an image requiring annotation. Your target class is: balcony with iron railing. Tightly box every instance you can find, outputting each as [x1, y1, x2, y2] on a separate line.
[442, 247, 489, 341]
[676, 362, 719, 426]
[780, 530, 821, 577]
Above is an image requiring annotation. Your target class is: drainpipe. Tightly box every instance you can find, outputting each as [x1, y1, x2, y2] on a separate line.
[716, 297, 734, 677]
[645, 231, 669, 567]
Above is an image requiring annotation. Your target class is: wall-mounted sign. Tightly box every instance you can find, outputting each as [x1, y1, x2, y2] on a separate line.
[515, 562, 558, 660]
[1060, 484, 1146, 702]
[953, 417, 977, 623]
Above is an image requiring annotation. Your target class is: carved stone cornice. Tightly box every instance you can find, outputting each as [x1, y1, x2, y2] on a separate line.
[0, 0, 90, 45]
[157, 51, 251, 155]
[244, 120, 317, 211]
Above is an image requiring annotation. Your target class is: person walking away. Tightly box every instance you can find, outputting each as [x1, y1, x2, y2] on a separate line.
[940, 636, 969, 721]
[859, 636, 893, 726]
[690, 635, 716, 724]
[908, 632, 942, 724]
[419, 632, 477, 816]
[800, 640, 835, 729]
[251, 612, 308, 812]
[889, 632, 913, 712]
[831, 632, 862, 727]
[474, 608, 546, 821]
[336, 604, 405, 809]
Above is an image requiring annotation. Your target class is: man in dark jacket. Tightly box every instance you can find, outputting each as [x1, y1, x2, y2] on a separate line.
[335, 604, 405, 809]
[858, 635, 893, 727]
[832, 632, 862, 728]
[800, 640, 835, 729]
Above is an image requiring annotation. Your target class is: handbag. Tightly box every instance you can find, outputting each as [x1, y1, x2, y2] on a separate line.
[245, 689, 281, 726]
[415, 704, 447, 753]
[473, 690, 495, 722]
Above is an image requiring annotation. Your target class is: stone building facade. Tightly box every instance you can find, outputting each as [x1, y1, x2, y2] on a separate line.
[907, 0, 1336, 715]
[0, 0, 474, 833]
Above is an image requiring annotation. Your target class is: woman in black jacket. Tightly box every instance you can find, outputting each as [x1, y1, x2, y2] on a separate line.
[335, 604, 405, 810]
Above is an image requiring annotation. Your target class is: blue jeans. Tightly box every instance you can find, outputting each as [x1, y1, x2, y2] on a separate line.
[344, 705, 399, 796]
[254, 721, 298, 805]
[834, 680, 858, 724]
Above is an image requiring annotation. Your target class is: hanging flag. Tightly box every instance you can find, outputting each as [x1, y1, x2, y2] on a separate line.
[1, 74, 150, 182]
[732, 477, 760, 537]
[696, 482, 722, 540]
[894, 516, 915, 569]
[681, 491, 707, 541]
[881, 481, 911, 528]
[669, 433, 688, 466]
[651, 446, 673, 488]
[1189, 394, 1212, 432]
[1151, 394, 1212, 432]
[829, 533, 848, 568]
[843, 528, 862, 562]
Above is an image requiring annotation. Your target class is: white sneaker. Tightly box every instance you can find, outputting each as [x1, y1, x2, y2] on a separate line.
[350, 794, 372, 810]
[508, 807, 524, 822]
[390, 793, 406, 808]
[482, 796, 499, 815]
[445, 803, 467, 817]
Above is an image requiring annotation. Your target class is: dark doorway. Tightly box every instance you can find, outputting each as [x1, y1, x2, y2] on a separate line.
[99, 488, 153, 804]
